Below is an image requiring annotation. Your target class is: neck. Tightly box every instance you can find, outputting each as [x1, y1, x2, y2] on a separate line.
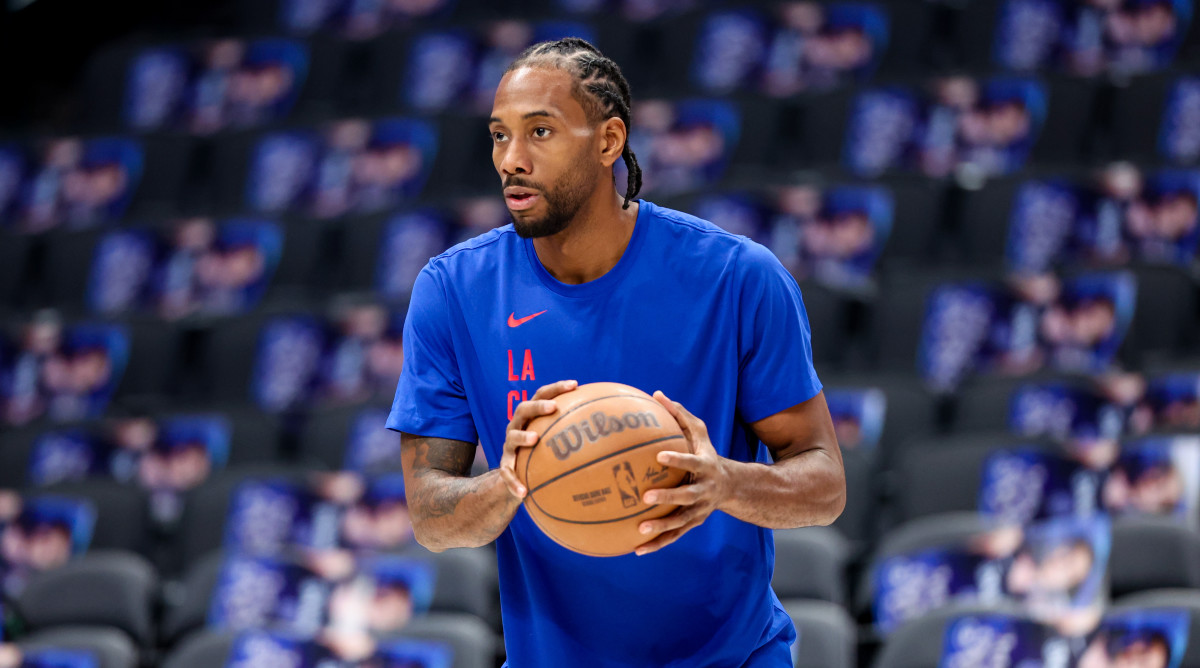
[531, 188, 639, 285]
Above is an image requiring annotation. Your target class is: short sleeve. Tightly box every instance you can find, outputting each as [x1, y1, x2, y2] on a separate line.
[736, 242, 823, 423]
[386, 265, 479, 443]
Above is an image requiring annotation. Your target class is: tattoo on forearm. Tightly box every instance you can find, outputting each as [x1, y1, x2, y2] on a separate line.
[403, 435, 518, 540]
[412, 436, 476, 476]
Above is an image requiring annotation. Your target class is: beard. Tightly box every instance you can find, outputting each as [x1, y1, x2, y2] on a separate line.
[506, 162, 595, 239]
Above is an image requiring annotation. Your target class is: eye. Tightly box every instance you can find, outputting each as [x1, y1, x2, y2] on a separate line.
[533, 127, 551, 138]
[491, 131, 507, 143]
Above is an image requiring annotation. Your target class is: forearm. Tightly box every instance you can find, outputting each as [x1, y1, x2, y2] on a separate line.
[717, 448, 846, 529]
[408, 468, 522, 551]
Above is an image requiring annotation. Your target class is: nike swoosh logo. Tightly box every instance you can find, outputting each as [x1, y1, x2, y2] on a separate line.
[508, 310, 547, 328]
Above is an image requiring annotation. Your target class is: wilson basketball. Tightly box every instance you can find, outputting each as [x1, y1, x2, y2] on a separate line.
[514, 382, 691, 557]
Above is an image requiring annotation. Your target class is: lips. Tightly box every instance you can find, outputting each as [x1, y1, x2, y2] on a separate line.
[504, 186, 541, 211]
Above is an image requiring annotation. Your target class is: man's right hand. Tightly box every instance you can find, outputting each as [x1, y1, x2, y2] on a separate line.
[498, 379, 578, 499]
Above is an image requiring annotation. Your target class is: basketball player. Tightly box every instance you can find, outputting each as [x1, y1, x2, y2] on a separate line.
[389, 38, 846, 666]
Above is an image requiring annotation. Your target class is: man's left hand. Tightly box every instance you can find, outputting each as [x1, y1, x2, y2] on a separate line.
[634, 391, 732, 556]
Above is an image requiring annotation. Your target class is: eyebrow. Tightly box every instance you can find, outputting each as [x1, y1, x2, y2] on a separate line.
[488, 110, 555, 124]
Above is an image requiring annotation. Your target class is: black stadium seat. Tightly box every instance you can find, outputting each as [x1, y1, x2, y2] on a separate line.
[773, 526, 851, 605]
[889, 436, 1027, 526]
[18, 627, 140, 668]
[16, 551, 159, 649]
[403, 544, 501, 630]
[1110, 517, 1200, 598]
[1110, 591, 1200, 668]
[161, 630, 237, 668]
[171, 465, 314, 573]
[160, 550, 224, 645]
[387, 614, 501, 668]
[856, 512, 993, 617]
[871, 602, 1030, 668]
[0, 230, 30, 315]
[783, 599, 857, 668]
[40, 479, 153, 557]
[1108, 70, 1184, 163]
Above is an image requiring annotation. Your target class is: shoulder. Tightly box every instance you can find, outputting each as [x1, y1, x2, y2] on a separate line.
[643, 200, 788, 282]
[642, 200, 744, 248]
[424, 224, 520, 277]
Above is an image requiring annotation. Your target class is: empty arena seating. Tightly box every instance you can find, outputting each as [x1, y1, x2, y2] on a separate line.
[1, 0, 1197, 665]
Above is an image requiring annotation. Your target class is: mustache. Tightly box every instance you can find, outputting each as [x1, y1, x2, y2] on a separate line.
[503, 176, 546, 192]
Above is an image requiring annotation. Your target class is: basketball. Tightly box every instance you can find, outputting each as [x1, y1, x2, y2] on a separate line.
[514, 382, 692, 557]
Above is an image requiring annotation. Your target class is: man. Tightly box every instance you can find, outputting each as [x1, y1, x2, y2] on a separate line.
[388, 38, 845, 666]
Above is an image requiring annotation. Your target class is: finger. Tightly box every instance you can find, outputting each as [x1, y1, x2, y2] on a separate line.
[642, 483, 701, 507]
[635, 521, 700, 556]
[653, 450, 705, 474]
[652, 390, 683, 421]
[503, 429, 539, 454]
[496, 466, 526, 499]
[531, 379, 578, 401]
[656, 391, 709, 439]
[638, 505, 703, 536]
[652, 390, 701, 436]
[507, 399, 559, 431]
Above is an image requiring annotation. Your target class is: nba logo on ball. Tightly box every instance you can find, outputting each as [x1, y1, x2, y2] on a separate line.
[515, 382, 692, 557]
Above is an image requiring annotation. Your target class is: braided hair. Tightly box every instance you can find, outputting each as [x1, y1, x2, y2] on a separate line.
[505, 38, 643, 209]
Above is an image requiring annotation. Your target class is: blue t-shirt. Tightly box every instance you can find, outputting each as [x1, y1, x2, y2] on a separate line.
[388, 200, 822, 667]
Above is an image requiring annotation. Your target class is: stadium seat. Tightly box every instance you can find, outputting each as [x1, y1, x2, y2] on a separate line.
[796, 280, 847, 368]
[171, 465, 314, 573]
[833, 448, 880, 551]
[268, 216, 327, 302]
[401, 544, 501, 631]
[1111, 590, 1200, 668]
[76, 41, 142, 132]
[0, 422, 49, 488]
[783, 599, 856, 668]
[160, 630, 237, 668]
[387, 613, 501, 668]
[1110, 517, 1200, 598]
[16, 550, 159, 648]
[39, 227, 104, 311]
[193, 310, 281, 407]
[856, 512, 993, 617]
[221, 405, 284, 466]
[296, 402, 394, 470]
[1108, 70, 1181, 163]
[429, 114, 498, 198]
[1117, 588, 1200, 610]
[822, 371, 940, 456]
[1123, 266, 1199, 364]
[773, 526, 851, 605]
[952, 174, 1028, 270]
[18, 626, 140, 668]
[868, 268, 954, 374]
[950, 374, 1046, 434]
[337, 210, 394, 293]
[128, 135, 196, 221]
[786, 87, 859, 171]
[0, 230, 30, 314]
[943, 0, 1004, 71]
[111, 317, 185, 407]
[889, 436, 1018, 526]
[160, 550, 224, 645]
[877, 177, 948, 269]
[1030, 77, 1100, 166]
[870, 602, 1030, 668]
[208, 130, 264, 214]
[40, 479, 153, 556]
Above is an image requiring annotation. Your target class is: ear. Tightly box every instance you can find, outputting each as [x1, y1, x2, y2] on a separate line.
[597, 117, 627, 169]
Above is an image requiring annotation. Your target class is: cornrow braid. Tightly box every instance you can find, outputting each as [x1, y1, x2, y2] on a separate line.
[505, 38, 643, 209]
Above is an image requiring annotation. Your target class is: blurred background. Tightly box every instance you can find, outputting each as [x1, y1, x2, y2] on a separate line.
[0, 0, 1199, 666]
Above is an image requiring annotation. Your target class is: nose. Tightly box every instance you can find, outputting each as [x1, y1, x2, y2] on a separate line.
[498, 136, 532, 176]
